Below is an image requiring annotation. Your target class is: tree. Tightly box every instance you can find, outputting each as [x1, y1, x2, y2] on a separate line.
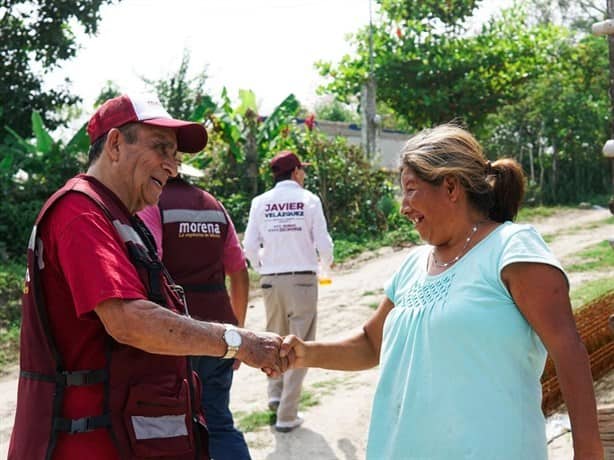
[480, 35, 611, 204]
[378, 0, 481, 26]
[526, 0, 604, 30]
[316, 3, 569, 130]
[0, 112, 89, 259]
[0, 0, 116, 140]
[142, 49, 210, 121]
[313, 98, 360, 123]
[95, 81, 122, 107]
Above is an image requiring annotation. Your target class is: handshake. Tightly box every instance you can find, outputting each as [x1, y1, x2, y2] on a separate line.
[232, 330, 306, 378]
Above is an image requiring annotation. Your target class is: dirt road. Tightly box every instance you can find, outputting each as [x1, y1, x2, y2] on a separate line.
[0, 207, 612, 459]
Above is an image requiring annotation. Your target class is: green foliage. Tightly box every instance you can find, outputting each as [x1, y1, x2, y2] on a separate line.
[314, 98, 360, 123]
[0, 260, 24, 327]
[380, 0, 481, 25]
[143, 49, 212, 122]
[184, 91, 416, 248]
[234, 409, 276, 433]
[0, 324, 20, 370]
[186, 91, 301, 226]
[267, 131, 404, 241]
[0, 113, 88, 259]
[0, 260, 23, 368]
[0, 0, 115, 142]
[256, 94, 301, 156]
[480, 33, 611, 204]
[317, 6, 562, 130]
[314, 1, 612, 203]
[95, 81, 122, 107]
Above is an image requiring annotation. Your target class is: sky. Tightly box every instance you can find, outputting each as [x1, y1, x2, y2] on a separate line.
[48, 0, 509, 120]
[49, 0, 372, 117]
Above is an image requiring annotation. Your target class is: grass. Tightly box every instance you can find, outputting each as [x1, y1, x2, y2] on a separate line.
[570, 278, 614, 310]
[516, 205, 571, 222]
[0, 323, 20, 371]
[540, 217, 614, 246]
[311, 377, 346, 394]
[362, 288, 384, 298]
[235, 378, 353, 432]
[0, 260, 23, 369]
[234, 409, 276, 433]
[333, 224, 419, 263]
[235, 389, 321, 432]
[542, 233, 555, 244]
[585, 216, 614, 227]
[566, 241, 614, 272]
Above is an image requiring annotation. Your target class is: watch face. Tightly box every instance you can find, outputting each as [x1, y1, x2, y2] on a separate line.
[225, 329, 242, 348]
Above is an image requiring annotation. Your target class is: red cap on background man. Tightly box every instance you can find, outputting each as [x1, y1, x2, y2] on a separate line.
[87, 93, 208, 153]
[270, 151, 310, 178]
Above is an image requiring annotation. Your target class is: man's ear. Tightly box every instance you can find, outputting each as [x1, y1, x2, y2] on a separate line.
[443, 175, 461, 202]
[105, 128, 121, 162]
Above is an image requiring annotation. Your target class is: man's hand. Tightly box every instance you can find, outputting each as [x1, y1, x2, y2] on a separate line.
[235, 330, 288, 376]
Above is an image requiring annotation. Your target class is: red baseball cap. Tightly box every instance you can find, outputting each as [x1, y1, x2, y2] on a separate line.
[86, 93, 208, 153]
[270, 151, 310, 177]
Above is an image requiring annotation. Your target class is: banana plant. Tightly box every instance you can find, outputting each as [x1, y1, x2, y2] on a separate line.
[0, 111, 89, 259]
[3, 111, 88, 182]
[186, 88, 299, 198]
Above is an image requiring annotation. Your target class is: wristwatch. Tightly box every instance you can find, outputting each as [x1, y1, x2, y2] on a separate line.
[222, 324, 242, 359]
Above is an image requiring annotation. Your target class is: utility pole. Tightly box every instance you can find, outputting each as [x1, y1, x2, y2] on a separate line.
[361, 0, 378, 160]
[592, 1, 614, 194]
[361, 77, 377, 160]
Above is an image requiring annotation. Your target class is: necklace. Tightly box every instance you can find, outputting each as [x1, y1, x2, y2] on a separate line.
[431, 222, 481, 268]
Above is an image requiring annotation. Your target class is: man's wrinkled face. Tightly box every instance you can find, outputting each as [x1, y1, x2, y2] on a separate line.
[117, 124, 180, 212]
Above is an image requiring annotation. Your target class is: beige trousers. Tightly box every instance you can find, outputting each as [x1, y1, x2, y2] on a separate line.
[260, 273, 318, 422]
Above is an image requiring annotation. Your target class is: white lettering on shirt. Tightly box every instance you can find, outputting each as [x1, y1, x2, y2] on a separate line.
[177, 222, 221, 238]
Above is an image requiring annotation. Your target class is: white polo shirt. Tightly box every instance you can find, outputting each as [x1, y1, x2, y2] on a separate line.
[243, 180, 334, 275]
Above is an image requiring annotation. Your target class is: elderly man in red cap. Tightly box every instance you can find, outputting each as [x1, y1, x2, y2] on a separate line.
[8, 94, 287, 460]
[243, 150, 334, 433]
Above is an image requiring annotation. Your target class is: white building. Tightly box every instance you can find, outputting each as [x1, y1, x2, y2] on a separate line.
[299, 119, 409, 170]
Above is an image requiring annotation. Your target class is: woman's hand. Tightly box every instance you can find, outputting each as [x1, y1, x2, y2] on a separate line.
[280, 334, 307, 369]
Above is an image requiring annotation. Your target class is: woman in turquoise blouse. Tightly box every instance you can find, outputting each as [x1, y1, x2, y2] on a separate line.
[280, 124, 603, 459]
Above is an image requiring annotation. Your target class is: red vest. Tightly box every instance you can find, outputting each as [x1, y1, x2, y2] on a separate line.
[158, 178, 235, 324]
[8, 175, 208, 460]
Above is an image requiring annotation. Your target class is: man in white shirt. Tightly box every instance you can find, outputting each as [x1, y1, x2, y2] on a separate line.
[243, 150, 334, 432]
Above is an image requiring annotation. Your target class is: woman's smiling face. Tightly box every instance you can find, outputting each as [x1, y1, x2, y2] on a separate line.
[400, 167, 454, 245]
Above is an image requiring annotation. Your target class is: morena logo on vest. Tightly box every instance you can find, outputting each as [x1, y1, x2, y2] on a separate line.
[178, 221, 221, 238]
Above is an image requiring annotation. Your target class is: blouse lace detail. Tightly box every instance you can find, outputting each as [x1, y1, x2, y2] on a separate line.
[397, 272, 455, 310]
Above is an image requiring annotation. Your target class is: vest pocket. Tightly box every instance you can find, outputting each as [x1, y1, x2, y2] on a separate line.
[123, 378, 194, 457]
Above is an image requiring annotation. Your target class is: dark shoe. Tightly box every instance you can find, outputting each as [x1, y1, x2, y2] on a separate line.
[275, 415, 304, 433]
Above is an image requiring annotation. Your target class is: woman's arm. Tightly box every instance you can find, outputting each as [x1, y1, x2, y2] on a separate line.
[502, 262, 603, 459]
[281, 297, 394, 371]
